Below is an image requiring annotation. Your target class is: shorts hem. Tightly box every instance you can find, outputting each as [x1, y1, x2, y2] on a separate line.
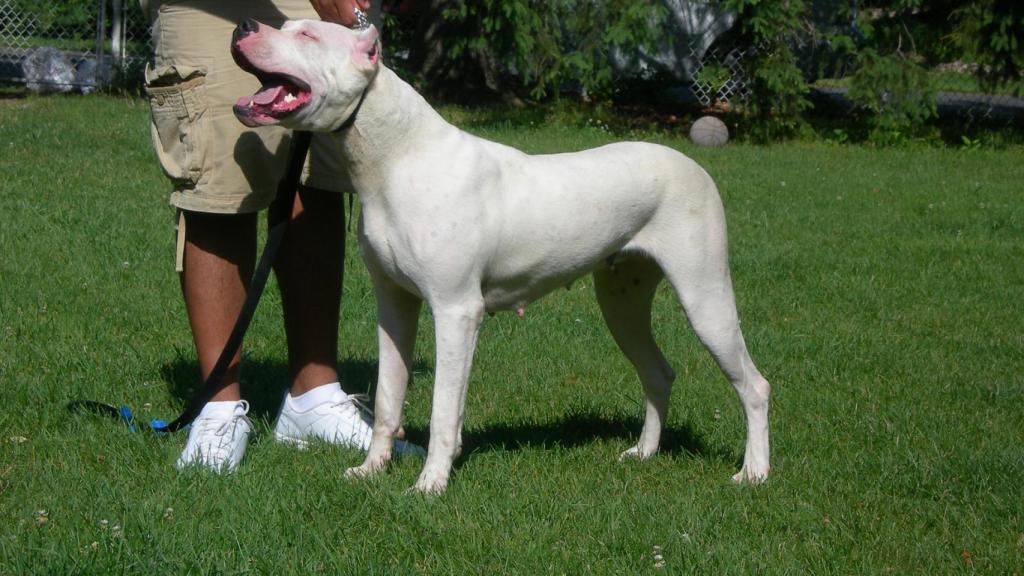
[170, 189, 274, 214]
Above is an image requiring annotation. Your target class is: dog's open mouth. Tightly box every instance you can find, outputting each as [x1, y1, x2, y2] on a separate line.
[233, 71, 312, 126]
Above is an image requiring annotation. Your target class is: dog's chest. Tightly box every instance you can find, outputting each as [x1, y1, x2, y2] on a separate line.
[356, 208, 426, 296]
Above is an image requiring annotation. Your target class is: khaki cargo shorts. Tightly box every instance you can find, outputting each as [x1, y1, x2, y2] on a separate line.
[143, 0, 352, 217]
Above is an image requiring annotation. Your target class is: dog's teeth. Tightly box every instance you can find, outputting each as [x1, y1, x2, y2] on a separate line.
[284, 92, 296, 103]
[248, 99, 254, 107]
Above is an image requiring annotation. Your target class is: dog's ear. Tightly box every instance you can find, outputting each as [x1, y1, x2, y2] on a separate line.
[353, 25, 380, 68]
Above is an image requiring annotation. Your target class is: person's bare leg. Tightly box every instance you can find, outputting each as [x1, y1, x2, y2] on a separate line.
[274, 186, 345, 394]
[180, 210, 258, 402]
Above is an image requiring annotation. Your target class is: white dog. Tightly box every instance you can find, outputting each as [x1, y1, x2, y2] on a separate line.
[232, 19, 770, 493]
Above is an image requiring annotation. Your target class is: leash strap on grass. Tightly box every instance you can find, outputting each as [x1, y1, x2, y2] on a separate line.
[67, 131, 314, 433]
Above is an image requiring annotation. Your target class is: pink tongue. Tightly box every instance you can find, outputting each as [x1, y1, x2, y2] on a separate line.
[253, 85, 284, 105]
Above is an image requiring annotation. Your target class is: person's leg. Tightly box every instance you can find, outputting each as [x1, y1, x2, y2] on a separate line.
[175, 210, 257, 473]
[274, 186, 345, 394]
[179, 210, 258, 401]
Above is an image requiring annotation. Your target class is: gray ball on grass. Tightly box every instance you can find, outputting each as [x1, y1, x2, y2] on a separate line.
[689, 116, 729, 147]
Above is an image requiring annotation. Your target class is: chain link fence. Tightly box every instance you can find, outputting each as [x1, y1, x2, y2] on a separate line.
[687, 44, 752, 108]
[0, 0, 150, 93]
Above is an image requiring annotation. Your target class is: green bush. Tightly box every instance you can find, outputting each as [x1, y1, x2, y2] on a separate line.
[438, 0, 667, 100]
[719, 0, 1020, 141]
[13, 0, 97, 40]
[721, 0, 811, 139]
[416, 0, 1019, 141]
[847, 48, 936, 144]
[954, 0, 1023, 96]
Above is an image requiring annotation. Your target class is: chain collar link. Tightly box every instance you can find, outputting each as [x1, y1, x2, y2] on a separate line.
[353, 7, 371, 30]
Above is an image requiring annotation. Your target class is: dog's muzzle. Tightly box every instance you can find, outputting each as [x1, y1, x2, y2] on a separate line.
[233, 18, 259, 44]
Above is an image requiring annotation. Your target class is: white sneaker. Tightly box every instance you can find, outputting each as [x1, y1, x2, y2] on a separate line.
[176, 400, 252, 473]
[274, 390, 425, 457]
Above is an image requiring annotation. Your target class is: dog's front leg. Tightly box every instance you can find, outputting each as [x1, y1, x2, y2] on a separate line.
[346, 277, 422, 481]
[413, 300, 485, 494]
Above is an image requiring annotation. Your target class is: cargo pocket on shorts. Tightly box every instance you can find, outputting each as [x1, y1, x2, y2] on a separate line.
[144, 63, 209, 187]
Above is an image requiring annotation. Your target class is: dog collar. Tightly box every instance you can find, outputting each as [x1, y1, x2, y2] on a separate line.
[353, 7, 371, 30]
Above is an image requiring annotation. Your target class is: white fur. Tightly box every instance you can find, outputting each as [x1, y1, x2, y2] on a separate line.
[234, 20, 771, 494]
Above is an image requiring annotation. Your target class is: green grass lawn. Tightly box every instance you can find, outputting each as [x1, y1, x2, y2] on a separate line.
[1, 94, 1022, 574]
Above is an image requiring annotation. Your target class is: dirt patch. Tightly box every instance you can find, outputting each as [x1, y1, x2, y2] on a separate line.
[0, 90, 33, 109]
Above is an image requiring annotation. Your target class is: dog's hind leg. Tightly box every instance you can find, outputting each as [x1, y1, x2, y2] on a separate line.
[652, 215, 771, 483]
[594, 256, 675, 460]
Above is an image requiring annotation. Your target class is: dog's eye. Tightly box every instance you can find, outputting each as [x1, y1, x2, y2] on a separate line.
[299, 30, 318, 41]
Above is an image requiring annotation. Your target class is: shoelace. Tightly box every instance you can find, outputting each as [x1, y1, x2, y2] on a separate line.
[197, 401, 251, 444]
[332, 393, 374, 427]
[344, 393, 372, 413]
[326, 394, 419, 453]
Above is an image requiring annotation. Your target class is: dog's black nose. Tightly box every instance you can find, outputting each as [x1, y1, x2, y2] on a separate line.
[233, 18, 259, 43]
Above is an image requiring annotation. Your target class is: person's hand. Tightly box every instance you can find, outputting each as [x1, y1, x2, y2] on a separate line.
[309, 0, 371, 26]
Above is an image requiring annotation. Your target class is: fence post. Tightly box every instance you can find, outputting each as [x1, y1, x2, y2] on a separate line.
[94, 0, 107, 88]
[112, 0, 123, 70]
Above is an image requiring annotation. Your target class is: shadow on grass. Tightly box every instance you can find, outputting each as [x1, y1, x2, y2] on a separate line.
[159, 353, 429, 422]
[160, 353, 729, 464]
[454, 411, 730, 464]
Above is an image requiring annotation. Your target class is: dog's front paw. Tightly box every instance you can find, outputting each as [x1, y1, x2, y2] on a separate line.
[344, 454, 389, 481]
[731, 464, 769, 485]
[411, 470, 449, 495]
[344, 464, 375, 480]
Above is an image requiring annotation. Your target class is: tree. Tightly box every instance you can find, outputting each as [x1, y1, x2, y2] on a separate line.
[823, 1, 1021, 139]
[388, 0, 667, 102]
[955, 0, 1023, 96]
[721, 0, 812, 138]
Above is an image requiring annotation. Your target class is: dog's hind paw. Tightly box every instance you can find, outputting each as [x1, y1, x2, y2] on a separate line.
[618, 444, 657, 462]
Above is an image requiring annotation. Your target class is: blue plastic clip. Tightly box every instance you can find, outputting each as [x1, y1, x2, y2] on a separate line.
[149, 419, 170, 435]
[118, 405, 136, 432]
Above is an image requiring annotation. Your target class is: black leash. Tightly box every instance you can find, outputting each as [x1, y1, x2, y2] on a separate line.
[68, 131, 313, 433]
